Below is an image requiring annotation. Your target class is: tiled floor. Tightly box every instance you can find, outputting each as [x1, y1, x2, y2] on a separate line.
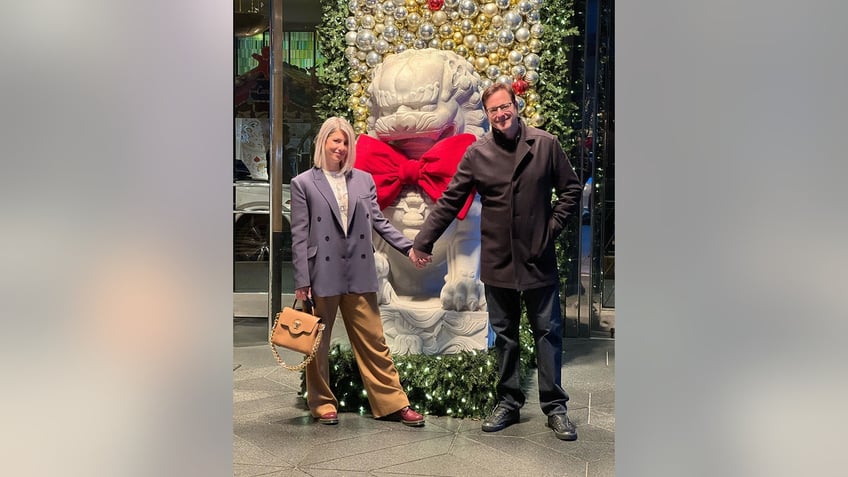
[234, 318, 614, 476]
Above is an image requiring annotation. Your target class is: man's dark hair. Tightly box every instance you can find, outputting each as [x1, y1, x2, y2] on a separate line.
[481, 82, 516, 107]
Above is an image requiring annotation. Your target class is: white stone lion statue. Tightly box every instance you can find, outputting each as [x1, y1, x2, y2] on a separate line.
[353, 48, 490, 354]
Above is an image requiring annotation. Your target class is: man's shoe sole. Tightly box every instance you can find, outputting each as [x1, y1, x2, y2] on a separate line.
[545, 421, 577, 441]
[481, 417, 519, 432]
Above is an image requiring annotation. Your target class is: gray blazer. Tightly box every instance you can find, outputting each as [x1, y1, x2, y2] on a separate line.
[290, 167, 413, 297]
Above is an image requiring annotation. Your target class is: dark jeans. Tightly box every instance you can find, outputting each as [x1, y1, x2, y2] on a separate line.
[485, 283, 569, 416]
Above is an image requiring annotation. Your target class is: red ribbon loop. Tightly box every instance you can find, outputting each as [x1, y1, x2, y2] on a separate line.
[355, 134, 477, 220]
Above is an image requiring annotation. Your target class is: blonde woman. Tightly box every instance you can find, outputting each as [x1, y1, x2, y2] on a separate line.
[289, 116, 425, 426]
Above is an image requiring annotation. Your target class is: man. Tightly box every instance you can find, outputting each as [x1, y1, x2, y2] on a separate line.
[411, 83, 582, 440]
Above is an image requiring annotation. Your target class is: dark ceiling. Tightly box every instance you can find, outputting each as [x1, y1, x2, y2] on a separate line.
[235, 0, 323, 36]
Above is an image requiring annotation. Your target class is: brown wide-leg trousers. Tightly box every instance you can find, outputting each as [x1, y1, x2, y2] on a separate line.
[306, 292, 409, 418]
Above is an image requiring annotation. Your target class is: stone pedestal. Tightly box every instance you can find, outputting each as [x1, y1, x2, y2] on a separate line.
[327, 298, 491, 356]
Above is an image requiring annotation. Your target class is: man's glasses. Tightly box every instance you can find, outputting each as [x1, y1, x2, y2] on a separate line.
[486, 102, 513, 115]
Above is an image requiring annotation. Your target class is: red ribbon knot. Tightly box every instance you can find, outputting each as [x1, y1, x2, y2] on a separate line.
[355, 133, 477, 220]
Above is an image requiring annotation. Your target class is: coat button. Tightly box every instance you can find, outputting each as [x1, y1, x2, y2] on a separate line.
[324, 256, 330, 261]
[317, 216, 322, 222]
[360, 234, 365, 239]
[325, 236, 330, 241]
[361, 254, 366, 259]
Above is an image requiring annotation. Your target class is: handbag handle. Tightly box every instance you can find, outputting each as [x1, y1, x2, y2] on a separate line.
[269, 298, 325, 371]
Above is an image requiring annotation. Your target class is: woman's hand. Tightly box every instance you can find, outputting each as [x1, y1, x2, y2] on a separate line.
[295, 286, 311, 301]
[409, 248, 432, 269]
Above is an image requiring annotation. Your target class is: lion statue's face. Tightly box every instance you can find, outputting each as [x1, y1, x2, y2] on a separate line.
[366, 49, 486, 151]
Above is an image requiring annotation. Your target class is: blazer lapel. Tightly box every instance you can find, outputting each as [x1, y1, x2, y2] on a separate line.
[345, 175, 356, 230]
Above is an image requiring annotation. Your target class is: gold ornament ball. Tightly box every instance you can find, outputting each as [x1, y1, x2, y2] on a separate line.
[353, 121, 368, 135]
[482, 3, 499, 18]
[432, 11, 448, 26]
[354, 106, 369, 121]
[530, 113, 544, 127]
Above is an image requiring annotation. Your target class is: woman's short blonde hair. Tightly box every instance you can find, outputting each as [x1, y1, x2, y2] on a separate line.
[312, 116, 356, 174]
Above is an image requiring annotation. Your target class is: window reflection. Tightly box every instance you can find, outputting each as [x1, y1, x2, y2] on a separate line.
[234, 28, 321, 317]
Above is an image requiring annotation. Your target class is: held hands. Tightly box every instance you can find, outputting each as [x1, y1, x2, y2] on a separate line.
[408, 248, 432, 269]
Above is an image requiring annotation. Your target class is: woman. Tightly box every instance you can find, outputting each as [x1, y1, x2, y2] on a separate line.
[289, 116, 425, 426]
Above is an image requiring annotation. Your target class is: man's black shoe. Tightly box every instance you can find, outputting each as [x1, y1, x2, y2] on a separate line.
[546, 413, 578, 441]
[481, 405, 520, 432]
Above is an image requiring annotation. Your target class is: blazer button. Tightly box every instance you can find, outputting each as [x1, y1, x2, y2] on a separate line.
[325, 236, 330, 241]
[324, 256, 330, 261]
[360, 234, 365, 239]
[361, 253, 366, 259]
[317, 216, 322, 222]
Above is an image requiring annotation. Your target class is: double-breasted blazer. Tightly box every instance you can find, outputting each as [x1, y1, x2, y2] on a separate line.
[290, 167, 413, 297]
[413, 120, 582, 291]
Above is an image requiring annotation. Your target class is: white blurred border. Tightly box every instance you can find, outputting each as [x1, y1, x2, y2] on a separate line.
[0, 1, 233, 475]
[618, 1, 848, 476]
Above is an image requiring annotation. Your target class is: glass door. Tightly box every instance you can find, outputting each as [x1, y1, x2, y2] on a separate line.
[233, 0, 323, 321]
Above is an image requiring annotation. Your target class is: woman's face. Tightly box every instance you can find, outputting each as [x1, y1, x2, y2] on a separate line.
[323, 130, 348, 171]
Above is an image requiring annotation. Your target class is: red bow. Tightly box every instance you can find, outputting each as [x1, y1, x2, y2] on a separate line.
[355, 134, 477, 220]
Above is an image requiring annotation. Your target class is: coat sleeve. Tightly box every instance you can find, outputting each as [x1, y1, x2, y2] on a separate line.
[549, 138, 583, 238]
[366, 173, 414, 255]
[412, 152, 476, 254]
[289, 177, 312, 290]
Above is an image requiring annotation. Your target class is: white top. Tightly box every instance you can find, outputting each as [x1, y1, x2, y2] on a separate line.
[323, 169, 349, 235]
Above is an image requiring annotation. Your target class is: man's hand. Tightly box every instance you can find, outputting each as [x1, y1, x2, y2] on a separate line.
[408, 248, 432, 269]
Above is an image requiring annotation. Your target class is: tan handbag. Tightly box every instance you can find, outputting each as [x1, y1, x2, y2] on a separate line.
[269, 299, 325, 371]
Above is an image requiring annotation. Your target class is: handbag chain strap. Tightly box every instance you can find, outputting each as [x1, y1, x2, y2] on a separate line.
[269, 309, 326, 372]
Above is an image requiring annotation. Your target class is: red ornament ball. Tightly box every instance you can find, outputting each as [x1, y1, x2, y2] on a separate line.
[512, 78, 529, 96]
[428, 0, 444, 11]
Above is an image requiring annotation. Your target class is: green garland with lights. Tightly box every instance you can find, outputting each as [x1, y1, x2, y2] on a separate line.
[538, 0, 582, 299]
[301, 316, 536, 419]
[538, 0, 580, 146]
[314, 0, 353, 122]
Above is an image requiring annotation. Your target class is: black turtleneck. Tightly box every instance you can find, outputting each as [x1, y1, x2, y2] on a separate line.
[491, 121, 522, 152]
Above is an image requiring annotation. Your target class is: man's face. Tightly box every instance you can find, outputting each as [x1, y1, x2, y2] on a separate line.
[484, 89, 518, 137]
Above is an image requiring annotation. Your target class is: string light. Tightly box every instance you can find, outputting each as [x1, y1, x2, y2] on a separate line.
[297, 318, 536, 418]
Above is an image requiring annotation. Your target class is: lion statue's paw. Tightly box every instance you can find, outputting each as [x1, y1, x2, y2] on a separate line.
[440, 276, 486, 312]
[374, 252, 398, 305]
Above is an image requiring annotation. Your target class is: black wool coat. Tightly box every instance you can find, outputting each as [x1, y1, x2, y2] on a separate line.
[414, 121, 582, 291]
